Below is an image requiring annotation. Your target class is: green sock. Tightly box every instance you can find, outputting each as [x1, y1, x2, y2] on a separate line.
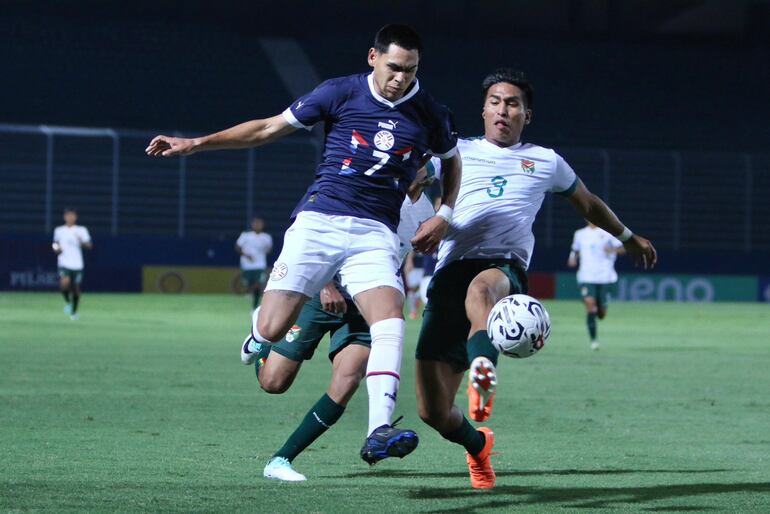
[442, 415, 486, 455]
[467, 330, 499, 367]
[587, 313, 597, 341]
[273, 394, 345, 462]
[252, 290, 261, 309]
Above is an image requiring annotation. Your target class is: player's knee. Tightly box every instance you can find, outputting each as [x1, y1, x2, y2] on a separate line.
[255, 317, 288, 343]
[258, 372, 292, 394]
[464, 283, 496, 318]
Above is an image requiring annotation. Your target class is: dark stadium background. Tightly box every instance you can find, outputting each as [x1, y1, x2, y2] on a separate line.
[2, 0, 769, 299]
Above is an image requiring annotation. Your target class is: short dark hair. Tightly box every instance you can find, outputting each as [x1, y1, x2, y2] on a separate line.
[374, 24, 422, 54]
[482, 69, 534, 109]
[63, 207, 77, 214]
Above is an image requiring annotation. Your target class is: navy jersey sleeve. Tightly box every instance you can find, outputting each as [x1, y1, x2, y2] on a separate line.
[428, 107, 458, 159]
[282, 78, 350, 130]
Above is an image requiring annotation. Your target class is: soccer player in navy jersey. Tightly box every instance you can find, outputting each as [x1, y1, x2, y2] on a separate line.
[146, 24, 462, 465]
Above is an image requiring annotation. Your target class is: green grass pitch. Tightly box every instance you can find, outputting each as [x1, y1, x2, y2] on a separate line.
[2, 292, 770, 513]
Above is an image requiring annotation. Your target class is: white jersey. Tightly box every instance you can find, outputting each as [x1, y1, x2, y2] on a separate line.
[431, 137, 577, 271]
[236, 231, 273, 270]
[571, 226, 622, 284]
[53, 225, 91, 270]
[396, 192, 436, 263]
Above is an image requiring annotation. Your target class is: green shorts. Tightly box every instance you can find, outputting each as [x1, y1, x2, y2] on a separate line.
[416, 258, 528, 372]
[578, 282, 616, 310]
[241, 269, 266, 287]
[270, 294, 371, 363]
[58, 268, 83, 285]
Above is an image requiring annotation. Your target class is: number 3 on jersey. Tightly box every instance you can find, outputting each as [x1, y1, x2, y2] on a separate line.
[487, 175, 508, 198]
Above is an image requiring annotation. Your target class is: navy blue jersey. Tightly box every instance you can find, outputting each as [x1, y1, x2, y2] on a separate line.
[283, 73, 457, 231]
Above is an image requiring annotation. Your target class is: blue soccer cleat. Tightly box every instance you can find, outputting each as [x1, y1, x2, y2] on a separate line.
[359, 416, 419, 465]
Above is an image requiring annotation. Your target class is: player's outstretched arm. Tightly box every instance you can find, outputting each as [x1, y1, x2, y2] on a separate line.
[411, 153, 462, 253]
[145, 115, 298, 157]
[566, 180, 657, 269]
[567, 251, 578, 268]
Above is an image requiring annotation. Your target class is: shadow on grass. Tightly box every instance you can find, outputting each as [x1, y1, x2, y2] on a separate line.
[406, 481, 770, 513]
[332, 468, 733, 479]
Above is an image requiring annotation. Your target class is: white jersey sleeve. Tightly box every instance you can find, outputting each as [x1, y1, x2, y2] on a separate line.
[396, 193, 436, 264]
[550, 153, 578, 194]
[236, 232, 247, 247]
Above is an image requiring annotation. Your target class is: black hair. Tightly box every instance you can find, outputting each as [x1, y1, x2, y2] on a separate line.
[374, 24, 422, 54]
[63, 207, 77, 214]
[482, 69, 534, 109]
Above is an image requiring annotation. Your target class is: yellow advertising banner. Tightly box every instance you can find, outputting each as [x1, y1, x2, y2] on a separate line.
[142, 266, 246, 294]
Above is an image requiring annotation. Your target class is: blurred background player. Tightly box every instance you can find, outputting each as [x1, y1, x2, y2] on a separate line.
[235, 217, 273, 310]
[415, 69, 657, 489]
[253, 175, 436, 481]
[52, 208, 92, 321]
[403, 251, 425, 319]
[567, 221, 625, 350]
[146, 24, 461, 465]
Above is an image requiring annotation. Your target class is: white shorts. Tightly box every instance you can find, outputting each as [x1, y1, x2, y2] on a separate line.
[265, 211, 403, 298]
[406, 268, 424, 290]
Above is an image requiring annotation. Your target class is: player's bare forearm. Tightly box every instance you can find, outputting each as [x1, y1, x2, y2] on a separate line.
[567, 180, 657, 269]
[567, 181, 624, 236]
[145, 115, 297, 157]
[438, 154, 461, 208]
[195, 116, 296, 151]
[407, 167, 434, 202]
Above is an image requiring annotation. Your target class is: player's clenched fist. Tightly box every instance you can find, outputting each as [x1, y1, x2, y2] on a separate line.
[411, 215, 449, 254]
[145, 135, 197, 157]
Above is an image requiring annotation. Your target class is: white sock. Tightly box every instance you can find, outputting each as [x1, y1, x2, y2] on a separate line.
[366, 318, 405, 435]
[250, 306, 280, 344]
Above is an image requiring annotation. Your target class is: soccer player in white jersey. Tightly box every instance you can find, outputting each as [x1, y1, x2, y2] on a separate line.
[414, 69, 657, 489]
[236, 217, 273, 310]
[254, 172, 436, 481]
[146, 25, 461, 464]
[568, 221, 626, 350]
[52, 208, 93, 320]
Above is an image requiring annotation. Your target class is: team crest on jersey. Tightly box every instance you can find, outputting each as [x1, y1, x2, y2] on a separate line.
[521, 159, 536, 174]
[285, 325, 302, 343]
[374, 130, 395, 151]
[270, 262, 288, 281]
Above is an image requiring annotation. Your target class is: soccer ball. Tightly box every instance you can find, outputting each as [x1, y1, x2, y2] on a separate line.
[487, 294, 551, 358]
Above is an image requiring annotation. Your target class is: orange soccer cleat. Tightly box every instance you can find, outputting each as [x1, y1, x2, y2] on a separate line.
[466, 426, 495, 489]
[468, 357, 497, 422]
